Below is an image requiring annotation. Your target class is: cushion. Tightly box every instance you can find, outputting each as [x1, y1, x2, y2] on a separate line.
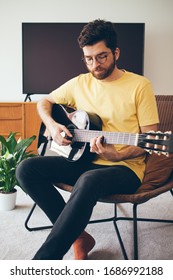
[136, 152, 173, 193]
[99, 153, 173, 204]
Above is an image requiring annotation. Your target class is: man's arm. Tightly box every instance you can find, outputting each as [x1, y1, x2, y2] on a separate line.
[90, 123, 158, 162]
[37, 94, 72, 146]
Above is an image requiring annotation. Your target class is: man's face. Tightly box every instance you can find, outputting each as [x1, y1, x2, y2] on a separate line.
[83, 41, 116, 80]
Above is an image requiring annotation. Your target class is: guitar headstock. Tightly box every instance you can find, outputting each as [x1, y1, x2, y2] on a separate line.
[138, 131, 173, 156]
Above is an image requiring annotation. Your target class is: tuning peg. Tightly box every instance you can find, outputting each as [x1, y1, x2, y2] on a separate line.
[145, 142, 150, 148]
[154, 151, 161, 155]
[145, 148, 152, 154]
[162, 151, 169, 157]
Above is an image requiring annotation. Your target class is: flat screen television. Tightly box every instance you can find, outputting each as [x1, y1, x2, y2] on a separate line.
[22, 22, 145, 98]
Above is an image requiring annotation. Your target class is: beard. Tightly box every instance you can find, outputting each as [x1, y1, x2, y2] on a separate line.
[88, 57, 116, 80]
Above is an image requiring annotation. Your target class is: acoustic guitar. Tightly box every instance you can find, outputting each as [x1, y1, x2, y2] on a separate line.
[37, 104, 173, 162]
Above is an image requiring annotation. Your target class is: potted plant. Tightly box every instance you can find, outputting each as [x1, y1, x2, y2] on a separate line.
[0, 132, 36, 211]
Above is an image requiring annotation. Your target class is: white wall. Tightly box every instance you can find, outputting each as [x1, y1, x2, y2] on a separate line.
[0, 0, 172, 101]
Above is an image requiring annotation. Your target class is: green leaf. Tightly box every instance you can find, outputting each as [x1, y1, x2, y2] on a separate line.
[14, 135, 36, 153]
[6, 132, 18, 153]
[0, 132, 18, 155]
[0, 135, 8, 155]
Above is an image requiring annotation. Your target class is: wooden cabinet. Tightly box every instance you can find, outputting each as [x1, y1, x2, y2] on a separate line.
[0, 102, 41, 152]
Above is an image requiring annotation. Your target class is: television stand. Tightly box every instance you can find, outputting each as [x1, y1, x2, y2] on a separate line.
[24, 94, 32, 102]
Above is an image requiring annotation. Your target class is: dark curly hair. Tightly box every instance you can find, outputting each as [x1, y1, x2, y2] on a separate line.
[78, 19, 118, 51]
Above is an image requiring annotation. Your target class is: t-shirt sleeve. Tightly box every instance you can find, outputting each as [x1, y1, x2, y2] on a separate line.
[136, 82, 159, 127]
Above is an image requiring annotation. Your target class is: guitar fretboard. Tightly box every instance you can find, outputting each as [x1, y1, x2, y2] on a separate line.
[73, 129, 139, 146]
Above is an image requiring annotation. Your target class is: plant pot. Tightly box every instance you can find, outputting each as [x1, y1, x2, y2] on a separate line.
[0, 188, 17, 211]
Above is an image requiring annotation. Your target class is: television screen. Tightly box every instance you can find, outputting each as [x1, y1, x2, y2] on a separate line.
[22, 23, 145, 97]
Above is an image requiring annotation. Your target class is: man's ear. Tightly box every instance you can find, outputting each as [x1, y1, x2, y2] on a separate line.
[114, 48, 120, 61]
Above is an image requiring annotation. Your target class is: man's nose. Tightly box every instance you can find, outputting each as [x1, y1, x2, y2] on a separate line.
[92, 57, 101, 67]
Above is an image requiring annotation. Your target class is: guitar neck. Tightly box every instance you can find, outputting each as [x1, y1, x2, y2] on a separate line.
[73, 129, 139, 146]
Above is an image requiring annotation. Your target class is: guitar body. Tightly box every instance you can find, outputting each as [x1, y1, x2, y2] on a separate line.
[38, 104, 102, 162]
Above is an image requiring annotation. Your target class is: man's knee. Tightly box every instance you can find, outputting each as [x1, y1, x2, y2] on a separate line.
[74, 169, 100, 193]
[16, 157, 36, 182]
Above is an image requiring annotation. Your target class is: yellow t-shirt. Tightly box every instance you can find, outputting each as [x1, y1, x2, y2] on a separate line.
[52, 71, 159, 181]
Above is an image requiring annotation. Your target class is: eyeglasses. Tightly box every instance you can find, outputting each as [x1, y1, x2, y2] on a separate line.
[82, 51, 112, 66]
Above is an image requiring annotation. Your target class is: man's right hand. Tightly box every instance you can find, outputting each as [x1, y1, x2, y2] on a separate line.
[49, 122, 73, 146]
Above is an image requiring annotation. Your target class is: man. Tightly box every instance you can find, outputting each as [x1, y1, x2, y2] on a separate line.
[16, 19, 159, 260]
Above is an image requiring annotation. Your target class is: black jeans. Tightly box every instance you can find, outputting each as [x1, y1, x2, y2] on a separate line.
[16, 156, 141, 260]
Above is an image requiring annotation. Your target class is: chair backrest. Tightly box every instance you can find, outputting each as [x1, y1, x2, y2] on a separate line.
[155, 95, 173, 132]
